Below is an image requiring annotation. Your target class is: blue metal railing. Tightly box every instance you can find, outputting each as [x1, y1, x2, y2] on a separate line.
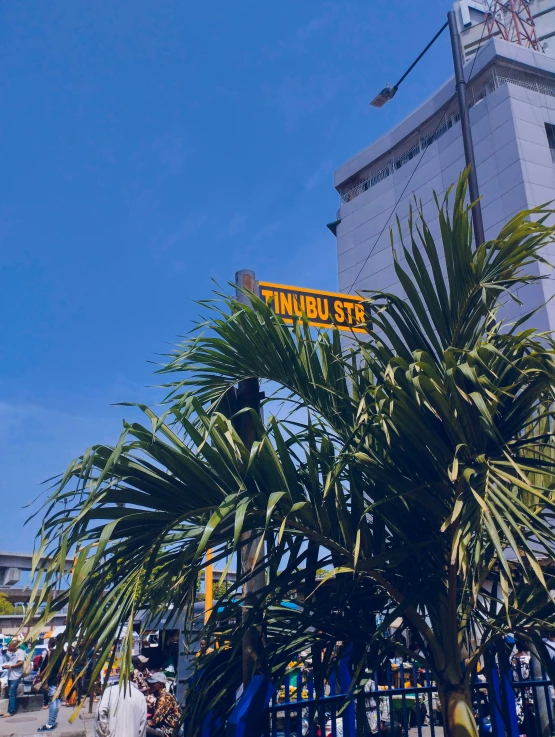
[267, 657, 555, 737]
[269, 670, 353, 737]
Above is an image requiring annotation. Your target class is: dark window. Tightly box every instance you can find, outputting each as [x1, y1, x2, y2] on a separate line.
[545, 123, 555, 150]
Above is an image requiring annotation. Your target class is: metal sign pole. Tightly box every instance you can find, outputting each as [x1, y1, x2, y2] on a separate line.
[234, 269, 266, 689]
[204, 548, 213, 625]
[448, 10, 486, 247]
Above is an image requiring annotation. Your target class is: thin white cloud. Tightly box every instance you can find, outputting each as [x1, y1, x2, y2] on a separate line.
[305, 160, 332, 192]
[159, 213, 208, 251]
[296, 5, 339, 43]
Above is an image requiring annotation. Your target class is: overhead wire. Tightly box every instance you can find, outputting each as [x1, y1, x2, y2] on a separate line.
[345, 19, 490, 294]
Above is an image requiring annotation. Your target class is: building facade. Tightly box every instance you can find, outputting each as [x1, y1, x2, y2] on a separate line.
[334, 36, 555, 331]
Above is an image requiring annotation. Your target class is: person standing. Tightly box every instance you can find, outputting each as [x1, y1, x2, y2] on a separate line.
[32, 649, 49, 709]
[37, 638, 62, 731]
[95, 674, 147, 737]
[132, 656, 156, 713]
[131, 656, 151, 695]
[196, 639, 213, 658]
[1, 639, 26, 717]
[512, 641, 533, 731]
[364, 675, 379, 734]
[33, 650, 43, 671]
[146, 672, 179, 737]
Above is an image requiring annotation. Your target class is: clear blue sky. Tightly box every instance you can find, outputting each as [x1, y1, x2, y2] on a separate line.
[1, 0, 454, 549]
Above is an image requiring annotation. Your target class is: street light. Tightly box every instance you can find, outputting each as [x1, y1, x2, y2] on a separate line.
[370, 85, 397, 108]
[371, 21, 448, 109]
[369, 13, 485, 247]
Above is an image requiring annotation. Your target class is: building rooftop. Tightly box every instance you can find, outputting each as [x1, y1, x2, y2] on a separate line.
[334, 37, 555, 193]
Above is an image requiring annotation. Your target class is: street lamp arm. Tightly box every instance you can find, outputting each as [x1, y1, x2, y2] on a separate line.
[371, 21, 448, 107]
[393, 20, 449, 91]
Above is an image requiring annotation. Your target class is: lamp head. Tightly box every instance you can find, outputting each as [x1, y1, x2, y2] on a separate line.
[370, 85, 397, 108]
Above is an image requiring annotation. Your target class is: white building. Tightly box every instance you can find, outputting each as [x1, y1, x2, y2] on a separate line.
[333, 35, 555, 331]
[459, 0, 555, 60]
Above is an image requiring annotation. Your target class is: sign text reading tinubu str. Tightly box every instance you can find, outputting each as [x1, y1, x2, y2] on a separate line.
[259, 282, 368, 333]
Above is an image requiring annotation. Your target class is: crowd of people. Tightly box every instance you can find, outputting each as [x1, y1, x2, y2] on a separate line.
[0, 636, 181, 737]
[2, 629, 554, 736]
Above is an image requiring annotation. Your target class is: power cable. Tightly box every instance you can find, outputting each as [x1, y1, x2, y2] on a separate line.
[464, 16, 490, 84]
[345, 110, 448, 293]
[346, 19, 489, 294]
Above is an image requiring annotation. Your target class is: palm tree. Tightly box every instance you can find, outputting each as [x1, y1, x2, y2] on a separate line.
[26, 172, 555, 737]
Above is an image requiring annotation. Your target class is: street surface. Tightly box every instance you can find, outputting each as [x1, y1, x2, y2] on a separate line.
[0, 706, 92, 737]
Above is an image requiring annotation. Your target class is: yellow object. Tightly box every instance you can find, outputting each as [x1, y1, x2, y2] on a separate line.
[64, 675, 76, 706]
[196, 647, 214, 658]
[204, 549, 213, 624]
[278, 686, 309, 701]
[258, 281, 368, 334]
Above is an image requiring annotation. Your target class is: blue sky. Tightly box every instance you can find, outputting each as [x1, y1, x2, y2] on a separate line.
[1, 0, 454, 549]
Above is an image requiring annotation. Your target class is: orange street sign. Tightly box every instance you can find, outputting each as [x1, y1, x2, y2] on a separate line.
[259, 282, 368, 333]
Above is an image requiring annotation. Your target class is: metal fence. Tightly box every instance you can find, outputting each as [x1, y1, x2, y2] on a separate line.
[267, 657, 555, 737]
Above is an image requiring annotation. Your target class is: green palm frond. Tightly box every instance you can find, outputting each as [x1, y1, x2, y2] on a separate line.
[25, 170, 555, 736]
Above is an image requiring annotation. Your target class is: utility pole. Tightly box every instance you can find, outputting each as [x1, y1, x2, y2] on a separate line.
[447, 10, 486, 247]
[204, 548, 213, 625]
[234, 269, 266, 689]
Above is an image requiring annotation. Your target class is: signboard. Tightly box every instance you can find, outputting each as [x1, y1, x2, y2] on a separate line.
[259, 281, 368, 333]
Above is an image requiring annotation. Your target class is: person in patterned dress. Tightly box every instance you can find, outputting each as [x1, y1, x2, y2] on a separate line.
[132, 657, 151, 693]
[146, 672, 179, 737]
[132, 656, 156, 714]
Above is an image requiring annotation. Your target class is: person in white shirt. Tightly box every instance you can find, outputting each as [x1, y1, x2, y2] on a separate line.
[1, 639, 26, 717]
[95, 674, 147, 737]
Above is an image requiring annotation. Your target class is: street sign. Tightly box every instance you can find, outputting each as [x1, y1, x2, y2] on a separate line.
[259, 281, 368, 333]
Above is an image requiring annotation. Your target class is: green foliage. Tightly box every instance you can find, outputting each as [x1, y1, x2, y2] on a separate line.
[0, 593, 14, 615]
[212, 581, 228, 600]
[196, 581, 227, 602]
[24, 171, 555, 735]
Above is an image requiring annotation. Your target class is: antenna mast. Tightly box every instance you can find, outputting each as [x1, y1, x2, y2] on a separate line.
[486, 0, 541, 51]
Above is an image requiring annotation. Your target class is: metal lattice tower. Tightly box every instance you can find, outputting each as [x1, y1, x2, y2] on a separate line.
[486, 0, 542, 51]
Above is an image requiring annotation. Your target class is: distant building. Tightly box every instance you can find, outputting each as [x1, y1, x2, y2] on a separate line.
[333, 35, 555, 330]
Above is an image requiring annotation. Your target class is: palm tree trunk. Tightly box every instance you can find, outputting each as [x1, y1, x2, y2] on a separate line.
[439, 683, 478, 737]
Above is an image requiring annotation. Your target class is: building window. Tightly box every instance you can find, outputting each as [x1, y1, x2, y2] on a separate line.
[545, 124, 555, 164]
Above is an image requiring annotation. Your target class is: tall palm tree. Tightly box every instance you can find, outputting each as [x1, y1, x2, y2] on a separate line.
[26, 173, 555, 737]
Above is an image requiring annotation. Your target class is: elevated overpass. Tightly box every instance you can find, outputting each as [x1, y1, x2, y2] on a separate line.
[0, 551, 73, 611]
[0, 551, 73, 588]
[0, 552, 71, 635]
[0, 613, 67, 636]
